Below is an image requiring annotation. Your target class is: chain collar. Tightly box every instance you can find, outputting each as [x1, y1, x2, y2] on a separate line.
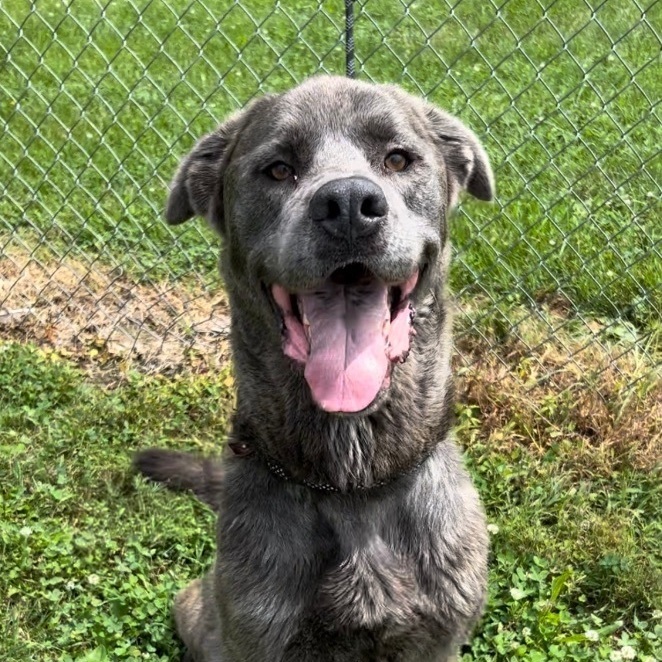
[229, 439, 429, 494]
[263, 457, 396, 493]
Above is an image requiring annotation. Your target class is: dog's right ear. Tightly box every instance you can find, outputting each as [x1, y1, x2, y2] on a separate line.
[165, 95, 275, 231]
[165, 127, 233, 227]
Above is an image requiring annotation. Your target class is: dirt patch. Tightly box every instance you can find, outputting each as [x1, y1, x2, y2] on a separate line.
[455, 303, 661, 474]
[0, 247, 231, 377]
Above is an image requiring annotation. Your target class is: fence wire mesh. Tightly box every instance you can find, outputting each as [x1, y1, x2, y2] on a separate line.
[1, 1, 660, 411]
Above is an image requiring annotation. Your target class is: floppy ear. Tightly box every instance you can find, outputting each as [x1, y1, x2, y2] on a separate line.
[165, 95, 275, 231]
[425, 106, 494, 205]
[165, 129, 231, 226]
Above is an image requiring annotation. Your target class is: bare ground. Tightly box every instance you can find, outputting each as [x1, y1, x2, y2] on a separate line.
[0, 247, 231, 379]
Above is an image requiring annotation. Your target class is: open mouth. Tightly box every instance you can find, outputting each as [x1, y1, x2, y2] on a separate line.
[272, 263, 419, 413]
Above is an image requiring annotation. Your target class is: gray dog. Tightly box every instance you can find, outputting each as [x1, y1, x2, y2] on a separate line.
[136, 76, 494, 661]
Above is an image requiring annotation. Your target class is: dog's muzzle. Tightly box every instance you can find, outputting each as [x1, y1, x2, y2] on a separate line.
[272, 264, 419, 414]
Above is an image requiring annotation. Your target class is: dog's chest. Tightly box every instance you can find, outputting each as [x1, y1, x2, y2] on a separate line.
[314, 531, 434, 632]
[218, 488, 436, 640]
[217, 454, 487, 660]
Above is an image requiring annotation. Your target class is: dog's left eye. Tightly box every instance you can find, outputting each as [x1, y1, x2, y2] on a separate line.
[266, 162, 295, 181]
[384, 151, 411, 172]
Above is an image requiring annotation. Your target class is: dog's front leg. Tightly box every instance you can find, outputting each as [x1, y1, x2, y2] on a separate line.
[174, 573, 224, 662]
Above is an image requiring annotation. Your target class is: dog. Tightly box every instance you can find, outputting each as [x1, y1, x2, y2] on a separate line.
[136, 75, 494, 661]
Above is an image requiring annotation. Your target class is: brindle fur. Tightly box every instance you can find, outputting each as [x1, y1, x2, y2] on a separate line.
[135, 76, 494, 661]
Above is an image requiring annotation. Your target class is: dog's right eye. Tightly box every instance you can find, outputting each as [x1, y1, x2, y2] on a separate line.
[266, 162, 295, 182]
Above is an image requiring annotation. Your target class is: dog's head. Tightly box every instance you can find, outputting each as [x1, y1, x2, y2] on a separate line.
[167, 76, 493, 415]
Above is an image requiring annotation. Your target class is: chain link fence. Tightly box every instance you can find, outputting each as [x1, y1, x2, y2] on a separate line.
[1, 1, 660, 412]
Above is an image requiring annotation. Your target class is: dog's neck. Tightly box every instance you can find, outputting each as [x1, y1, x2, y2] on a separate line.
[227, 288, 455, 492]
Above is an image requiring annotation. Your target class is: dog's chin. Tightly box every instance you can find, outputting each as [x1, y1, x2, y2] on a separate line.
[270, 262, 419, 414]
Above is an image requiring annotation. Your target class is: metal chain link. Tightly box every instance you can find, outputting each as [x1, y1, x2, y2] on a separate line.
[0, 0, 659, 394]
[345, 0, 356, 78]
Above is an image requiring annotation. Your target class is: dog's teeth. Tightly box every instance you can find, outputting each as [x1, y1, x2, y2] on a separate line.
[302, 309, 311, 340]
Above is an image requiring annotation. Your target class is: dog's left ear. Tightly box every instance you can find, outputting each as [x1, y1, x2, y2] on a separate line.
[425, 106, 494, 205]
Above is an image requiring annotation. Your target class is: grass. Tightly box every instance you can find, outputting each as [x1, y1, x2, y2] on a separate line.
[0, 340, 660, 661]
[455, 301, 661, 475]
[0, 0, 660, 327]
[0, 343, 231, 661]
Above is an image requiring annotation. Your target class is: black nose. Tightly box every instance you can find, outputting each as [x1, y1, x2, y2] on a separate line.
[309, 177, 388, 241]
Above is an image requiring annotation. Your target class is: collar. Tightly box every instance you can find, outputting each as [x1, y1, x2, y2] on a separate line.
[229, 439, 429, 494]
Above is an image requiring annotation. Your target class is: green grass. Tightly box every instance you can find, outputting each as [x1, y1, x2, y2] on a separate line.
[1, 0, 660, 325]
[1, 341, 660, 661]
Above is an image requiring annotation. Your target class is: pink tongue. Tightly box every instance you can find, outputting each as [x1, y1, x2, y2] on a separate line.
[301, 280, 390, 413]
